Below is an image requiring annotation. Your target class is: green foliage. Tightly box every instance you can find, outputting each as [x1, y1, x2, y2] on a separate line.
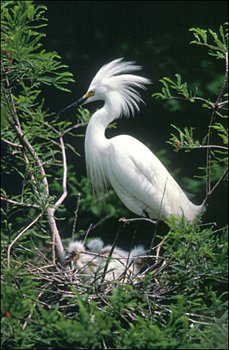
[152, 23, 228, 191]
[1, 220, 228, 349]
[1, 0, 88, 258]
[189, 24, 228, 59]
[1, 1, 74, 92]
[152, 73, 196, 102]
[71, 177, 128, 219]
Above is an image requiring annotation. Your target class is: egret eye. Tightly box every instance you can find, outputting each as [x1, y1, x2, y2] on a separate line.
[88, 90, 95, 97]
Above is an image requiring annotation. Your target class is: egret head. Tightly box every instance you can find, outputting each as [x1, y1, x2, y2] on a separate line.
[58, 58, 151, 118]
[80, 58, 151, 117]
[65, 240, 85, 263]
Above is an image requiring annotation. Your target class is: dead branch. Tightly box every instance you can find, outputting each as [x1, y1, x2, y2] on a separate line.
[1, 196, 39, 209]
[7, 211, 44, 268]
[3, 72, 65, 265]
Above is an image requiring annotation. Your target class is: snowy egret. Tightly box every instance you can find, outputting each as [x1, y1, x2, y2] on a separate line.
[65, 238, 145, 282]
[62, 58, 204, 222]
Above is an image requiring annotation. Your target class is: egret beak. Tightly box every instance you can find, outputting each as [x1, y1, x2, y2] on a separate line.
[57, 93, 89, 116]
[64, 252, 75, 263]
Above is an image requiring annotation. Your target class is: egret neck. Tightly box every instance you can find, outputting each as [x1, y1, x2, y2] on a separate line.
[85, 97, 118, 193]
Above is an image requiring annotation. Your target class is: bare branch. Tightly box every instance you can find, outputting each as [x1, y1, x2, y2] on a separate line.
[53, 135, 68, 210]
[119, 217, 156, 225]
[22, 290, 45, 330]
[203, 167, 228, 206]
[62, 122, 87, 136]
[3, 74, 66, 265]
[1, 196, 39, 209]
[205, 50, 228, 198]
[193, 145, 228, 151]
[71, 193, 81, 240]
[7, 211, 44, 268]
[1, 137, 23, 148]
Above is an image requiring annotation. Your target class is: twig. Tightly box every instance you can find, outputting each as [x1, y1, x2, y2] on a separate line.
[193, 145, 228, 151]
[119, 217, 156, 225]
[155, 234, 169, 261]
[205, 50, 228, 197]
[1, 196, 39, 209]
[7, 211, 43, 268]
[22, 290, 45, 330]
[71, 193, 81, 240]
[100, 224, 122, 283]
[3, 73, 66, 264]
[1, 137, 23, 148]
[203, 166, 228, 206]
[149, 177, 168, 252]
[62, 122, 87, 136]
[80, 223, 93, 244]
[90, 213, 114, 231]
[53, 135, 68, 210]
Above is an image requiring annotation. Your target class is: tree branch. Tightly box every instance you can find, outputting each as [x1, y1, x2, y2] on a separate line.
[205, 50, 228, 197]
[7, 211, 44, 268]
[1, 137, 23, 148]
[3, 73, 65, 265]
[1, 196, 39, 209]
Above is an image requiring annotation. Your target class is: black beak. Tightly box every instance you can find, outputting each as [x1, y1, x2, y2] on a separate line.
[57, 96, 87, 116]
[64, 252, 75, 263]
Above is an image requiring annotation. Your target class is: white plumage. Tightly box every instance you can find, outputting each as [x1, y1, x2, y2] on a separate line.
[65, 239, 145, 282]
[66, 240, 97, 276]
[78, 58, 204, 222]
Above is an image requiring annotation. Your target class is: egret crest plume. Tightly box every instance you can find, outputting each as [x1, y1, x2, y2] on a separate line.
[86, 58, 151, 118]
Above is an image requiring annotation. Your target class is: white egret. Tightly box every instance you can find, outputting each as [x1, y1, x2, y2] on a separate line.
[62, 58, 204, 222]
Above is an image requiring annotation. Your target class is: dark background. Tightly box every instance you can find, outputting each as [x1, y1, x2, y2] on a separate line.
[37, 1, 228, 246]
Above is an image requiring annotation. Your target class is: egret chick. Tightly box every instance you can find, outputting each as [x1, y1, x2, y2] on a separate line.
[129, 245, 146, 273]
[65, 239, 145, 282]
[65, 240, 97, 277]
[86, 239, 134, 281]
[86, 237, 104, 252]
[97, 244, 136, 281]
[62, 58, 205, 222]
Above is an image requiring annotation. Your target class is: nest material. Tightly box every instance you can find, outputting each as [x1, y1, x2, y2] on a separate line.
[25, 249, 171, 319]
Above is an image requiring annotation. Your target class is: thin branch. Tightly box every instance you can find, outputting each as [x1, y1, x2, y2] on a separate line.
[4, 97, 49, 197]
[205, 50, 228, 199]
[215, 51, 228, 106]
[205, 110, 215, 194]
[62, 122, 87, 136]
[53, 135, 68, 210]
[164, 96, 228, 110]
[149, 177, 168, 252]
[90, 213, 117, 229]
[203, 166, 228, 206]
[218, 100, 228, 108]
[71, 193, 81, 240]
[82, 223, 93, 243]
[205, 50, 228, 197]
[7, 211, 43, 268]
[119, 217, 156, 225]
[3, 71, 65, 265]
[100, 224, 123, 283]
[193, 145, 228, 151]
[22, 290, 45, 330]
[1, 196, 39, 209]
[1, 137, 23, 148]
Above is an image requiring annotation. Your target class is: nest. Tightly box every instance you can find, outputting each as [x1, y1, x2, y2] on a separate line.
[24, 245, 172, 320]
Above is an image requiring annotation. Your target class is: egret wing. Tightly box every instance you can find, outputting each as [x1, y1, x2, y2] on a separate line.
[107, 135, 199, 221]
